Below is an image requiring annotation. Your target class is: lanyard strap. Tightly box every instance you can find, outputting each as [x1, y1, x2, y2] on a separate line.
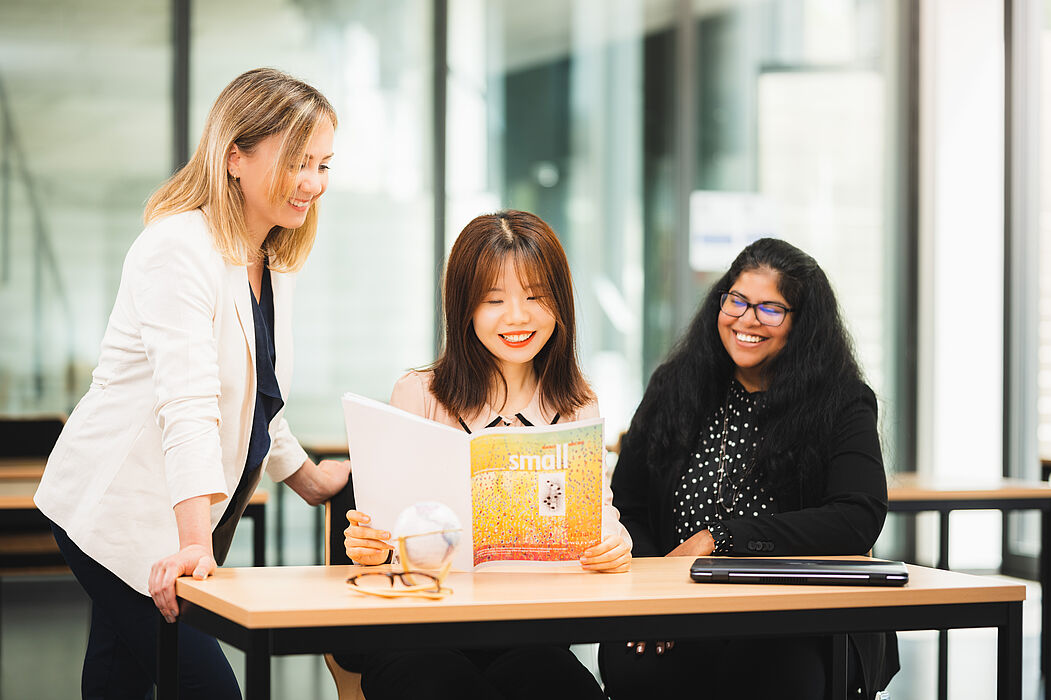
[457, 412, 561, 434]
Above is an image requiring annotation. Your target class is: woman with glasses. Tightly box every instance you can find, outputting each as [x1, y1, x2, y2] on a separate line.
[599, 237, 898, 699]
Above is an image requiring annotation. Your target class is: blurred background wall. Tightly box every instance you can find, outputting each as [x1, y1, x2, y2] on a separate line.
[0, 0, 1047, 570]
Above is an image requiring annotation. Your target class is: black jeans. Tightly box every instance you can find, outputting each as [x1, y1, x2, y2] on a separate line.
[50, 521, 241, 700]
[599, 636, 860, 700]
[335, 645, 606, 700]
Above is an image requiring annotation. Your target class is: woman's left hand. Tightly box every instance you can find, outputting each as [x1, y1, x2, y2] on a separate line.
[667, 529, 715, 557]
[284, 458, 351, 506]
[580, 533, 631, 573]
[314, 459, 352, 499]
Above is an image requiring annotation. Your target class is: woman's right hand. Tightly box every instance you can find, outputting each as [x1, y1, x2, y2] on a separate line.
[148, 544, 216, 624]
[344, 510, 394, 565]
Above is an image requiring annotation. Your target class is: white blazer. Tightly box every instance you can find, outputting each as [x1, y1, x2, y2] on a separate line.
[35, 209, 308, 595]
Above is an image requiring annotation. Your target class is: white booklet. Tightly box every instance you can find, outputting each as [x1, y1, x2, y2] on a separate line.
[342, 392, 605, 571]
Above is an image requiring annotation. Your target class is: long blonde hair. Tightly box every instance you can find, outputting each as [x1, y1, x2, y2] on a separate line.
[145, 68, 337, 272]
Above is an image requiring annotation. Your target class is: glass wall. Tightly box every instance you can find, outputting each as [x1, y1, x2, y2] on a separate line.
[0, 1, 909, 482]
[191, 0, 436, 443]
[447, 0, 904, 456]
[446, 0, 666, 436]
[0, 0, 172, 416]
[0, 0, 908, 460]
[1001, 0, 1045, 574]
[687, 0, 902, 463]
[1039, 2, 1051, 464]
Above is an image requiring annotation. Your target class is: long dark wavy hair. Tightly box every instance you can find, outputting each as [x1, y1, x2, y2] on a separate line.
[632, 237, 864, 495]
[430, 210, 594, 419]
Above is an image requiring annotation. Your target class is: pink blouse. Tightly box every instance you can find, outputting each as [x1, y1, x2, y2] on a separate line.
[390, 371, 631, 546]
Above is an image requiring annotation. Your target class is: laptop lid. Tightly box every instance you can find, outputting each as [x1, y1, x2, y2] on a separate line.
[689, 557, 909, 587]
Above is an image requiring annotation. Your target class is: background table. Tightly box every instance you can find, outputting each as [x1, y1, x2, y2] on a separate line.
[161, 557, 1025, 700]
[888, 473, 1051, 699]
[0, 458, 270, 569]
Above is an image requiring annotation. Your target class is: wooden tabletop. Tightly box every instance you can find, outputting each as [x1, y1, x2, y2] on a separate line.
[888, 473, 1051, 501]
[174, 556, 1025, 630]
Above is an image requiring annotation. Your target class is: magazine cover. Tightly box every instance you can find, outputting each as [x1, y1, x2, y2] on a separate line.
[342, 392, 604, 569]
[469, 423, 604, 564]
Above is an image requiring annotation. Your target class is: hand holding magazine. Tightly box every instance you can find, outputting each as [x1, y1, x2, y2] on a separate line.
[342, 392, 605, 571]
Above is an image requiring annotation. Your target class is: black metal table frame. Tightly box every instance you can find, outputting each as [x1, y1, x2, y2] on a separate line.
[158, 598, 1023, 700]
[241, 501, 267, 568]
[889, 496, 1049, 700]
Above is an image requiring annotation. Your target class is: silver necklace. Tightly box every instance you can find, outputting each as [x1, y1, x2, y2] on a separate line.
[713, 394, 739, 517]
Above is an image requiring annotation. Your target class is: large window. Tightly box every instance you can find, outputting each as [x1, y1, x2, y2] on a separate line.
[446, 0, 665, 436]
[684, 1, 905, 468]
[447, 0, 906, 457]
[191, 0, 436, 443]
[0, 0, 909, 461]
[0, 0, 172, 416]
[1039, 2, 1051, 464]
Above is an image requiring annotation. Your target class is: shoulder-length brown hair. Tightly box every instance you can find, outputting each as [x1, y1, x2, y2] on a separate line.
[430, 210, 594, 419]
[145, 67, 336, 272]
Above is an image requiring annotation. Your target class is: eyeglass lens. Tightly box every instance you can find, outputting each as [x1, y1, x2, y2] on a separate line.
[349, 571, 440, 591]
[719, 293, 786, 326]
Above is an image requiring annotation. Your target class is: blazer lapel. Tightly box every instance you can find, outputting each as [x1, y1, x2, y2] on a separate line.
[269, 269, 294, 394]
[229, 263, 255, 368]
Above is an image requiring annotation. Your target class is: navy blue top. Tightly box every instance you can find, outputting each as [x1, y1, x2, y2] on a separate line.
[216, 264, 283, 532]
[244, 263, 284, 472]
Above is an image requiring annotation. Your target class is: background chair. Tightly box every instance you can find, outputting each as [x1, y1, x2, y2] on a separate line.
[323, 479, 366, 700]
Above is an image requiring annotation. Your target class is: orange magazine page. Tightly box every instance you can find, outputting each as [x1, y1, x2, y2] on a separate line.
[469, 420, 604, 565]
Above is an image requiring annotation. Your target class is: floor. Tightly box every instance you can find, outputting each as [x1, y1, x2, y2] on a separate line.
[1, 509, 1045, 700]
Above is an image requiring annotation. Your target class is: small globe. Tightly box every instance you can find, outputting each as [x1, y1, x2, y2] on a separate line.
[392, 501, 462, 570]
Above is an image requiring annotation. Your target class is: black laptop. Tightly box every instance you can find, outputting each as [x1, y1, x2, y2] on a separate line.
[690, 557, 909, 587]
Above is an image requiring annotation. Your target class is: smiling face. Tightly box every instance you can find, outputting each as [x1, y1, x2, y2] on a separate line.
[717, 267, 793, 392]
[471, 258, 557, 376]
[228, 117, 335, 245]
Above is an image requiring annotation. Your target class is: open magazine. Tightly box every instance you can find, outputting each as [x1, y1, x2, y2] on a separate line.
[341, 392, 604, 570]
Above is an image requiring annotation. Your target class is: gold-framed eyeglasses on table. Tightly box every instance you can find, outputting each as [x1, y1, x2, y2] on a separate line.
[346, 529, 460, 600]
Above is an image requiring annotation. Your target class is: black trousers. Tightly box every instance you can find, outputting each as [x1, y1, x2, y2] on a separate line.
[599, 636, 860, 700]
[51, 522, 241, 700]
[335, 646, 606, 700]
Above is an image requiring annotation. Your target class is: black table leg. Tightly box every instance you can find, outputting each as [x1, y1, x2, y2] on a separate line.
[253, 504, 266, 567]
[244, 629, 271, 699]
[831, 633, 848, 699]
[275, 484, 285, 566]
[314, 506, 324, 565]
[157, 617, 179, 700]
[1042, 507, 1049, 680]
[997, 602, 1023, 699]
[937, 510, 950, 700]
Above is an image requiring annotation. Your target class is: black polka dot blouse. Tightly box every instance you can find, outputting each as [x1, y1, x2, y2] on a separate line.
[672, 379, 778, 553]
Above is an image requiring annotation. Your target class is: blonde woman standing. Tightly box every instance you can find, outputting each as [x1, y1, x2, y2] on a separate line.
[34, 68, 349, 699]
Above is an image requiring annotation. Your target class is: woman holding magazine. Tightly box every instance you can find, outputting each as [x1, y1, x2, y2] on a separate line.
[600, 238, 898, 699]
[337, 210, 631, 700]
